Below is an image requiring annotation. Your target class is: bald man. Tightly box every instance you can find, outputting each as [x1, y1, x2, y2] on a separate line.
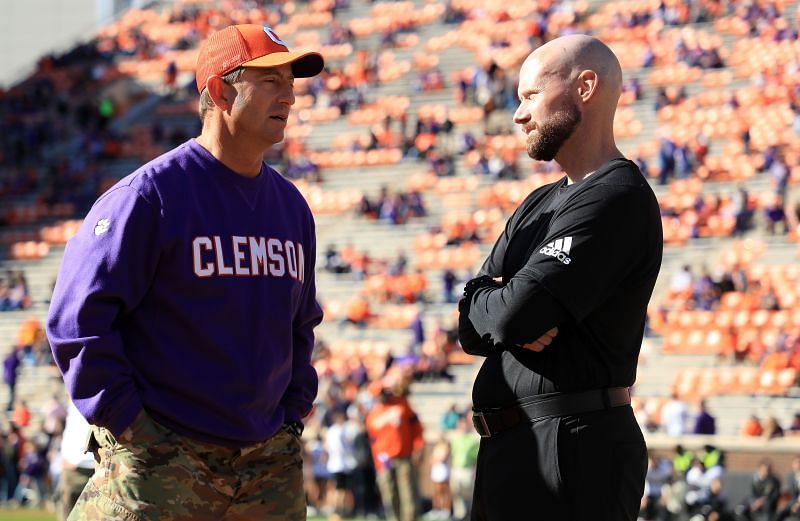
[458, 35, 663, 520]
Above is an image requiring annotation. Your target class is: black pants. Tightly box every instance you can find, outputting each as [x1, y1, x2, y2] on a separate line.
[471, 405, 646, 521]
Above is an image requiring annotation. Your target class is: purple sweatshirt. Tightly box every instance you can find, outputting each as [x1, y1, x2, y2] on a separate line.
[46, 139, 323, 447]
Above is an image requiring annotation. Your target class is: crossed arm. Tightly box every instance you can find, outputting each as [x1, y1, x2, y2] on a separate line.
[458, 271, 567, 356]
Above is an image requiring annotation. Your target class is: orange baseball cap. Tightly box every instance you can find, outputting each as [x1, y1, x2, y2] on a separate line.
[195, 24, 324, 93]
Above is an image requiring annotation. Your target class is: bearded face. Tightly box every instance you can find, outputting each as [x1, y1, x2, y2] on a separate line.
[525, 101, 582, 161]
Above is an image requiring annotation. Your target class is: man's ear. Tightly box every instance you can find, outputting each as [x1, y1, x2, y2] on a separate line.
[206, 75, 235, 112]
[576, 70, 599, 103]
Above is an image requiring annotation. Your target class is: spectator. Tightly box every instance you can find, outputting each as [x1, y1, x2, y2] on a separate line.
[661, 465, 688, 521]
[742, 414, 764, 437]
[685, 458, 712, 515]
[4, 272, 30, 311]
[365, 369, 424, 521]
[344, 297, 371, 328]
[429, 435, 452, 519]
[642, 455, 670, 520]
[673, 444, 693, 476]
[661, 392, 689, 436]
[658, 135, 676, 185]
[12, 440, 47, 507]
[164, 60, 177, 96]
[346, 406, 379, 518]
[442, 269, 458, 304]
[764, 195, 788, 235]
[670, 265, 693, 295]
[769, 153, 790, 199]
[761, 416, 784, 439]
[3, 348, 20, 411]
[699, 445, 723, 471]
[325, 410, 357, 516]
[58, 401, 94, 521]
[696, 478, 734, 521]
[674, 142, 693, 179]
[410, 312, 425, 353]
[788, 413, 800, 435]
[736, 461, 781, 521]
[693, 400, 717, 435]
[42, 394, 67, 442]
[3, 426, 23, 504]
[324, 244, 352, 275]
[732, 184, 752, 236]
[0, 433, 9, 506]
[777, 456, 800, 521]
[450, 414, 478, 521]
[306, 433, 330, 516]
[440, 403, 460, 431]
[11, 400, 31, 428]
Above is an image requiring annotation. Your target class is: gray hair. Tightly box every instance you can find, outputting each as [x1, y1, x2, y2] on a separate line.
[198, 67, 246, 122]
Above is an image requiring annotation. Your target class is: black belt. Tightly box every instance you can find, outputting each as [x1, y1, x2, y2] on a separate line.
[472, 387, 631, 438]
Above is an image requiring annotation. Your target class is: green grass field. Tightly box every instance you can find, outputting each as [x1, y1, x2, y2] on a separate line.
[0, 510, 56, 521]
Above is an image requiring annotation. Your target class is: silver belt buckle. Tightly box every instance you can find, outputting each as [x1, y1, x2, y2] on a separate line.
[472, 412, 492, 438]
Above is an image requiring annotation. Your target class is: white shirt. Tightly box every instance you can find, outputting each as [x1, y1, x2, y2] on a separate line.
[325, 423, 356, 474]
[661, 398, 688, 436]
[60, 401, 95, 470]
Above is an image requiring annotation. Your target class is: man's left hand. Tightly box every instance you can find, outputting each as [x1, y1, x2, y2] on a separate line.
[520, 327, 559, 352]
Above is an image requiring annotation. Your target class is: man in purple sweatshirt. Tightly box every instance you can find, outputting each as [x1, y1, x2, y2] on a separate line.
[46, 24, 324, 520]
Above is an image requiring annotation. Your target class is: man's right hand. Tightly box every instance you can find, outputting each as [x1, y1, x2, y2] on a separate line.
[520, 327, 559, 352]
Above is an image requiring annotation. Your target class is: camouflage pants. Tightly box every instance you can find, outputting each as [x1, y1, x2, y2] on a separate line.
[68, 411, 305, 520]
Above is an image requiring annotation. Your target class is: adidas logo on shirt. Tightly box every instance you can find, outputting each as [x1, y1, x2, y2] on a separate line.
[539, 236, 573, 265]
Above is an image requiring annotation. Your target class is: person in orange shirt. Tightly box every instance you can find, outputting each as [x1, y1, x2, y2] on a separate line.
[365, 369, 424, 521]
[11, 399, 31, 428]
[761, 349, 789, 371]
[346, 297, 372, 327]
[741, 414, 764, 437]
[406, 269, 428, 303]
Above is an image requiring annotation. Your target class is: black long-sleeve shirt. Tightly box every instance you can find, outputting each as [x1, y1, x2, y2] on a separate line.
[459, 159, 663, 408]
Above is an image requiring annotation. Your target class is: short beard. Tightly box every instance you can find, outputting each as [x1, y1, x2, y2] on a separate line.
[526, 103, 582, 162]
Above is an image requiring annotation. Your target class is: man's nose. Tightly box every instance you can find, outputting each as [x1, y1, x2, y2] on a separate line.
[280, 85, 295, 106]
[513, 103, 529, 125]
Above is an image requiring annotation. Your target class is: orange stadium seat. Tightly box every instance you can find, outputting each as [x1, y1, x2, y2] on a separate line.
[11, 241, 49, 260]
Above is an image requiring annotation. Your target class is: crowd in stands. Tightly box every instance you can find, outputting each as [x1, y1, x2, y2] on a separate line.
[300, 363, 475, 520]
[4, 318, 55, 418]
[357, 186, 427, 225]
[0, 395, 66, 509]
[641, 450, 800, 521]
[740, 411, 800, 440]
[634, 390, 800, 443]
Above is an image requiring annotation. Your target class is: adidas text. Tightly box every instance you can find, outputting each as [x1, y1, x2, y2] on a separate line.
[539, 246, 572, 264]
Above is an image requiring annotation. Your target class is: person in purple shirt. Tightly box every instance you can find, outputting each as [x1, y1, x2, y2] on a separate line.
[46, 24, 324, 520]
[693, 399, 717, 435]
[3, 347, 20, 411]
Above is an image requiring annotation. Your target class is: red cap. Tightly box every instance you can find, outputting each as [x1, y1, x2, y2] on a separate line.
[195, 24, 324, 93]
